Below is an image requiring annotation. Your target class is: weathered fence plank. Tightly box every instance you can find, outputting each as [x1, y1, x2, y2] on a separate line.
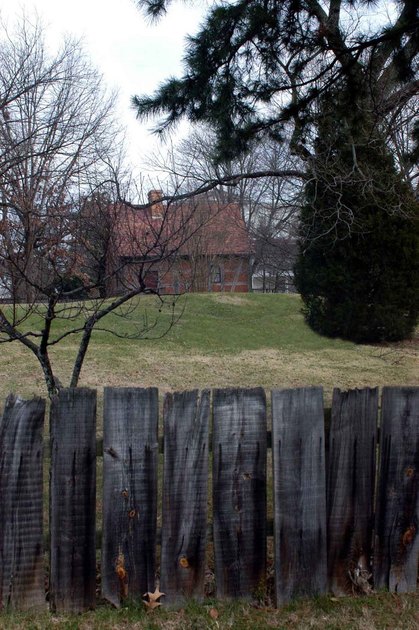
[213, 387, 267, 599]
[327, 387, 378, 595]
[272, 387, 327, 604]
[102, 387, 159, 607]
[0, 395, 45, 610]
[161, 390, 210, 604]
[374, 386, 419, 593]
[0, 382, 417, 609]
[50, 388, 97, 613]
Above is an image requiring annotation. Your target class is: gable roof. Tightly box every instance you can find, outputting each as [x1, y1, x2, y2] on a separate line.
[113, 193, 253, 261]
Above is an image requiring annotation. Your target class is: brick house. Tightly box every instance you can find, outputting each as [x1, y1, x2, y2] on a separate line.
[106, 191, 253, 295]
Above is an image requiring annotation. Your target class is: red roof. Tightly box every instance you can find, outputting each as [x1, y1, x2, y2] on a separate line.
[113, 195, 253, 260]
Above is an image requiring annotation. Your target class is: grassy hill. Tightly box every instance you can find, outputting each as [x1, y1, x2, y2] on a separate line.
[1, 292, 416, 403]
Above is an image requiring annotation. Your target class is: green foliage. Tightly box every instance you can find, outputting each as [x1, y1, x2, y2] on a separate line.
[134, 1, 418, 161]
[295, 92, 419, 343]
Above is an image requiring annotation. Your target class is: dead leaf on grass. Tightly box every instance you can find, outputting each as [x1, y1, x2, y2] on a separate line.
[143, 586, 165, 612]
[209, 607, 219, 619]
[144, 600, 162, 612]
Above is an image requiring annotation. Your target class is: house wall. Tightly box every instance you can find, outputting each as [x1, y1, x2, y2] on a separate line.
[108, 255, 251, 296]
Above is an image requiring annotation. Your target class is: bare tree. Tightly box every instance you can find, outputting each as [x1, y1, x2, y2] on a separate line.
[0, 17, 241, 397]
[0, 16, 120, 296]
[149, 124, 303, 290]
[0, 16, 188, 396]
[383, 97, 419, 188]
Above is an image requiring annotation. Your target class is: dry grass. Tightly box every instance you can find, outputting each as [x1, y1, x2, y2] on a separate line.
[2, 334, 417, 408]
[73, 346, 417, 413]
[212, 293, 253, 306]
[1, 293, 417, 405]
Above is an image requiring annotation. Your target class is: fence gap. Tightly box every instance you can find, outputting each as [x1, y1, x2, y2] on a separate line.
[49, 388, 97, 613]
[272, 386, 327, 604]
[160, 389, 210, 604]
[212, 387, 267, 599]
[327, 387, 378, 595]
[0, 395, 45, 610]
[374, 386, 419, 593]
[102, 387, 158, 607]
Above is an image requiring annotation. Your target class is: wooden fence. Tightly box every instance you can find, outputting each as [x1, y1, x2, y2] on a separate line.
[0, 385, 417, 612]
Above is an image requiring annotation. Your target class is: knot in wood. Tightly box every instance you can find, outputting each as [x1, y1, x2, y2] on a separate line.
[402, 525, 416, 547]
[179, 555, 190, 569]
[116, 565, 127, 580]
[405, 466, 414, 478]
[128, 509, 136, 518]
[121, 489, 129, 498]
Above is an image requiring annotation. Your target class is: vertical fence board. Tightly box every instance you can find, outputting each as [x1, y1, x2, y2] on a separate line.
[327, 387, 378, 595]
[374, 386, 419, 593]
[161, 390, 210, 604]
[50, 388, 97, 613]
[272, 387, 327, 604]
[213, 387, 267, 599]
[0, 395, 45, 610]
[102, 387, 159, 607]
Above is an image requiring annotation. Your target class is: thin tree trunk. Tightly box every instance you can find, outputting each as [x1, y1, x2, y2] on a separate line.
[70, 325, 94, 388]
[37, 349, 60, 397]
[69, 288, 144, 388]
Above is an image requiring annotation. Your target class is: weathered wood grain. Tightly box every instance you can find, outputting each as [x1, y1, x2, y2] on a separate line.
[213, 388, 267, 599]
[161, 390, 210, 604]
[0, 395, 45, 610]
[374, 386, 419, 593]
[102, 387, 159, 607]
[272, 387, 327, 604]
[49, 388, 97, 613]
[327, 388, 378, 595]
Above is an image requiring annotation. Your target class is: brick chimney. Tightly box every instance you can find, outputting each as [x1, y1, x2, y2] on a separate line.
[148, 189, 164, 219]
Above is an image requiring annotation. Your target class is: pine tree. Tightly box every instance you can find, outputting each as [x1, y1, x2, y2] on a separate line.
[134, 1, 418, 162]
[294, 91, 419, 342]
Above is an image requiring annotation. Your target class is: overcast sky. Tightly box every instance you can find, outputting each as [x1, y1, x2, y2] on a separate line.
[1, 0, 206, 179]
[1, 1, 398, 187]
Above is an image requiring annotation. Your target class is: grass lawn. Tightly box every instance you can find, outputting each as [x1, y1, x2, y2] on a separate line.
[0, 292, 417, 404]
[1, 592, 418, 629]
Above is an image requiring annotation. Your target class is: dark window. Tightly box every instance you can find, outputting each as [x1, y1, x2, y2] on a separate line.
[173, 274, 180, 294]
[210, 264, 222, 284]
[143, 269, 159, 290]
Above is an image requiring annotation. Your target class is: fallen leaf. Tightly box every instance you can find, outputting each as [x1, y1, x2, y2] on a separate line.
[144, 600, 161, 612]
[143, 587, 165, 603]
[209, 607, 219, 619]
